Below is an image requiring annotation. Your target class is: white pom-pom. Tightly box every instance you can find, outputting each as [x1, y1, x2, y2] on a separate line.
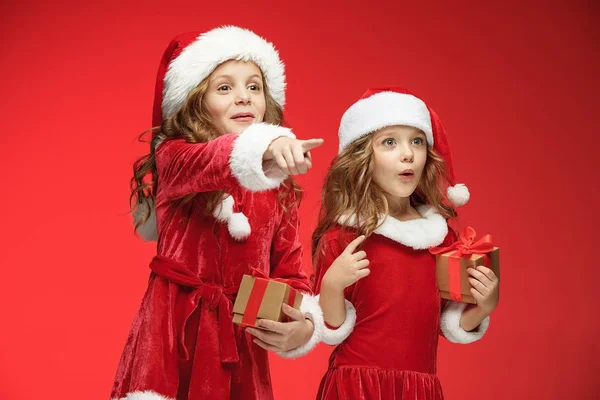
[213, 195, 234, 222]
[227, 212, 251, 241]
[447, 184, 470, 207]
[133, 202, 158, 241]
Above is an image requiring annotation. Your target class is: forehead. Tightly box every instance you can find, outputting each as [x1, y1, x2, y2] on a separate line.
[373, 125, 425, 138]
[209, 59, 263, 79]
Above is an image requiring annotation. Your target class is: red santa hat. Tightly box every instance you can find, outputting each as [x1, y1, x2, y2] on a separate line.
[135, 26, 287, 241]
[338, 87, 470, 207]
[152, 26, 286, 128]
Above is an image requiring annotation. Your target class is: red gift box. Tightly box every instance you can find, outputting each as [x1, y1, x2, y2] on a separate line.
[430, 226, 500, 304]
[232, 268, 303, 329]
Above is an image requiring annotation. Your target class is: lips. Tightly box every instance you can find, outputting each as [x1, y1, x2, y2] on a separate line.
[231, 112, 255, 122]
[398, 169, 414, 181]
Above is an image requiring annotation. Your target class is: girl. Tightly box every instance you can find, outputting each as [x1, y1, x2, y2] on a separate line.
[313, 87, 500, 399]
[111, 26, 329, 400]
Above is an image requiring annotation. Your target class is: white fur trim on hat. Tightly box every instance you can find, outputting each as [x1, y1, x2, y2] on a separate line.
[112, 390, 174, 400]
[440, 301, 490, 344]
[277, 294, 323, 359]
[315, 294, 357, 345]
[338, 205, 448, 250]
[338, 91, 433, 153]
[163, 26, 286, 119]
[133, 200, 158, 241]
[229, 122, 294, 191]
[447, 183, 470, 207]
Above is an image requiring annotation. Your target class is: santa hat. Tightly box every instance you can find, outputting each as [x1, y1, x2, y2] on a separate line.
[152, 26, 286, 128]
[134, 26, 287, 241]
[338, 87, 470, 207]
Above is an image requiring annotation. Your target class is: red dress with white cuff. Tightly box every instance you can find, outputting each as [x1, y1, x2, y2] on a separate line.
[111, 124, 324, 400]
[314, 206, 490, 400]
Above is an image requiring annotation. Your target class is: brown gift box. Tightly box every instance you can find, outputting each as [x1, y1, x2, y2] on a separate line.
[232, 274, 303, 329]
[435, 247, 500, 304]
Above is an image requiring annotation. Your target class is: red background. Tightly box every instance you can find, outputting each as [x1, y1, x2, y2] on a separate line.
[1, 1, 598, 399]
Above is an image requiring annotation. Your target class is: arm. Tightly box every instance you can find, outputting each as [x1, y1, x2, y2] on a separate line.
[313, 234, 368, 345]
[440, 300, 490, 344]
[437, 228, 490, 343]
[156, 123, 295, 201]
[248, 189, 322, 359]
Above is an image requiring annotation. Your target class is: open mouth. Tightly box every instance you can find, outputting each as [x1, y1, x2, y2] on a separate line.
[398, 169, 414, 180]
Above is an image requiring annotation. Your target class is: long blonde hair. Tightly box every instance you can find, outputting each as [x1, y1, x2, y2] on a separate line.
[311, 132, 456, 271]
[130, 74, 301, 234]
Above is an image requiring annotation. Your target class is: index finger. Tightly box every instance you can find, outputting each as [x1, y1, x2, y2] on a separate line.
[342, 235, 366, 255]
[301, 139, 324, 153]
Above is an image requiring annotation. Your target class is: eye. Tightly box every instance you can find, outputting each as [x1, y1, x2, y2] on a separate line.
[217, 84, 231, 91]
[382, 138, 396, 146]
[412, 137, 425, 146]
[248, 83, 261, 91]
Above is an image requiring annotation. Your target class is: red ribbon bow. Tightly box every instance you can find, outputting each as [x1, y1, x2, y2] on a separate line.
[241, 266, 298, 326]
[429, 227, 494, 302]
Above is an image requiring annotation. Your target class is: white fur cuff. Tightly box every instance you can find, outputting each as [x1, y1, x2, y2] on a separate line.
[277, 294, 323, 359]
[112, 390, 174, 400]
[315, 294, 356, 345]
[440, 301, 490, 344]
[229, 123, 295, 192]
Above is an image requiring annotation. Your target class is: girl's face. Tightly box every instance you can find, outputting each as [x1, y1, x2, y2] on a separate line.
[371, 125, 428, 200]
[203, 60, 267, 135]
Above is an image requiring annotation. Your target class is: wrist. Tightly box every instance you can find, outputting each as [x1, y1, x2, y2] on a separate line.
[460, 304, 490, 331]
[322, 276, 344, 293]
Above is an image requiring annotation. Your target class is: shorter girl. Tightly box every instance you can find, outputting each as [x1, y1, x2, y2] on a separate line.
[313, 87, 499, 399]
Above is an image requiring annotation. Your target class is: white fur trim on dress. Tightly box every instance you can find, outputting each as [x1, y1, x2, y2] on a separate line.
[277, 294, 323, 359]
[213, 194, 235, 222]
[338, 205, 448, 250]
[228, 212, 251, 240]
[212, 195, 251, 240]
[133, 200, 158, 241]
[112, 390, 174, 400]
[440, 301, 490, 344]
[162, 26, 286, 119]
[338, 91, 433, 153]
[315, 294, 357, 345]
[229, 123, 294, 191]
[447, 183, 470, 207]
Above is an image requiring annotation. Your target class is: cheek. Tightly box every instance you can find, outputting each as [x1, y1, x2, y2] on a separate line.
[205, 96, 229, 119]
[255, 94, 267, 119]
[371, 157, 391, 184]
[415, 149, 428, 170]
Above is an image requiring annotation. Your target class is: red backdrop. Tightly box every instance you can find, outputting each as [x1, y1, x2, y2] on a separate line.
[1, 1, 598, 399]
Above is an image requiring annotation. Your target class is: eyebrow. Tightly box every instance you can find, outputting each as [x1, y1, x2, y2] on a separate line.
[374, 128, 426, 138]
[211, 74, 262, 81]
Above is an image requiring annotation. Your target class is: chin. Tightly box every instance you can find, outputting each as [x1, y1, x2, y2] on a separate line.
[223, 125, 244, 134]
[386, 187, 417, 199]
[229, 121, 257, 134]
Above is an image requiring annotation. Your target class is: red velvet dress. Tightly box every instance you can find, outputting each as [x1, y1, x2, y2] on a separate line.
[313, 206, 489, 400]
[111, 124, 322, 400]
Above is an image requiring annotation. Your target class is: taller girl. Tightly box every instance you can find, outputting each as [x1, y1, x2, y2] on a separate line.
[111, 26, 327, 400]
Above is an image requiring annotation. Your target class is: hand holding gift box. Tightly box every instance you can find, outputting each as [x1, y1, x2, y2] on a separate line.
[430, 226, 500, 304]
[233, 266, 304, 329]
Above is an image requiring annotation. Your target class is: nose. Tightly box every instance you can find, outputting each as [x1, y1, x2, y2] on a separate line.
[234, 87, 251, 105]
[399, 142, 414, 163]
